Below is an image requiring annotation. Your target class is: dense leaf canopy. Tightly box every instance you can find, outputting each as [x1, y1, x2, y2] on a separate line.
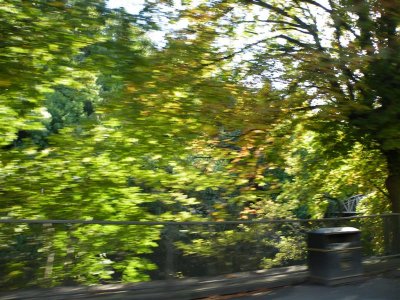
[1, 0, 399, 288]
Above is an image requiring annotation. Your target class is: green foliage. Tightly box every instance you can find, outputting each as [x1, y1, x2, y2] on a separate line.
[0, 0, 107, 146]
[261, 235, 306, 269]
[276, 125, 390, 218]
[166, 0, 400, 211]
[0, 0, 247, 287]
[1, 0, 398, 289]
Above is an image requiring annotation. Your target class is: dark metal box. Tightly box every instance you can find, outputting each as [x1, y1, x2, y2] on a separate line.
[307, 227, 363, 285]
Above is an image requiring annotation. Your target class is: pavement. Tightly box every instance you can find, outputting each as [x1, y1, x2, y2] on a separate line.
[1, 258, 399, 299]
[230, 276, 400, 300]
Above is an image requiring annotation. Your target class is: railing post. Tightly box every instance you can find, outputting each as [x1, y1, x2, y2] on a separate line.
[393, 214, 400, 255]
[43, 223, 55, 287]
[383, 215, 392, 255]
[383, 214, 400, 255]
[164, 224, 175, 281]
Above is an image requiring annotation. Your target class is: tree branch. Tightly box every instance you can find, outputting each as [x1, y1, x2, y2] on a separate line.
[277, 27, 314, 36]
[275, 34, 315, 49]
[367, 179, 389, 198]
[300, 0, 332, 13]
[288, 104, 329, 112]
[199, 38, 269, 67]
[244, 0, 314, 32]
[244, 0, 324, 50]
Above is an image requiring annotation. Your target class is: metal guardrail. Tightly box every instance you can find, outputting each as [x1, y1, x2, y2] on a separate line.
[0, 214, 399, 291]
[1, 213, 399, 225]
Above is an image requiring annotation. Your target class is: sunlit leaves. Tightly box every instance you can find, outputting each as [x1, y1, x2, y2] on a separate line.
[2, 0, 399, 287]
[276, 125, 390, 218]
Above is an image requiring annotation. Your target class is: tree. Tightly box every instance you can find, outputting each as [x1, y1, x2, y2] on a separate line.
[166, 0, 400, 213]
[0, 0, 112, 146]
[1, 0, 248, 286]
[276, 125, 389, 218]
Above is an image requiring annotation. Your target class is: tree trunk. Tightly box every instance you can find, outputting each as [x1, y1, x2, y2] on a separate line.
[383, 150, 400, 254]
[384, 150, 400, 213]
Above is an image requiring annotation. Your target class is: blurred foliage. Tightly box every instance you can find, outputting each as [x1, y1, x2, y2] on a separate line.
[1, 0, 399, 289]
[163, 0, 400, 212]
